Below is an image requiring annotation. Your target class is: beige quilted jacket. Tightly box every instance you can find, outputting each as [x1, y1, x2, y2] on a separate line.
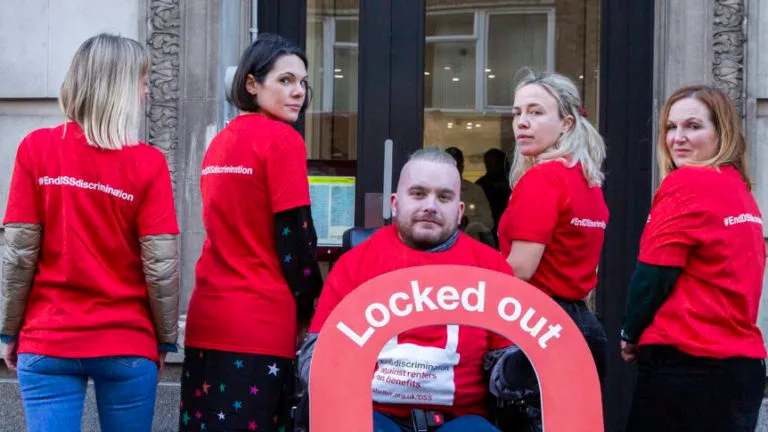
[0, 223, 180, 345]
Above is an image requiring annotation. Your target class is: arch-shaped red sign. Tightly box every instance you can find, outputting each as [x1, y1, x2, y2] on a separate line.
[309, 265, 603, 431]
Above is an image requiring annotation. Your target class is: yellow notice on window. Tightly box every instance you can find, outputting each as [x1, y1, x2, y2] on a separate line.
[308, 176, 356, 247]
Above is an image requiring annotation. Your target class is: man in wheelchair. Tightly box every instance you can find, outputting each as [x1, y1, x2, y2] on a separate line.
[296, 149, 539, 432]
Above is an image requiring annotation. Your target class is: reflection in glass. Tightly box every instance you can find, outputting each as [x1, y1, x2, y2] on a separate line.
[425, 42, 476, 110]
[426, 13, 474, 36]
[422, 7, 558, 183]
[486, 13, 549, 107]
[305, 1, 359, 160]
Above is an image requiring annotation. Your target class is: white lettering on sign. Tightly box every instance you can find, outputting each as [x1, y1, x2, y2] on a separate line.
[337, 281, 485, 347]
[365, 303, 390, 328]
[498, 297, 562, 348]
[336, 280, 563, 350]
[390, 293, 412, 317]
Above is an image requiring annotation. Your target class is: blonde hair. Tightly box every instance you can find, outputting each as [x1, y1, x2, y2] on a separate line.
[59, 33, 150, 150]
[657, 84, 751, 189]
[508, 70, 606, 188]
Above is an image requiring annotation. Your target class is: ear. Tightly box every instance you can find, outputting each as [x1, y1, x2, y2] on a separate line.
[457, 201, 466, 224]
[245, 74, 259, 96]
[562, 115, 575, 134]
[390, 193, 398, 218]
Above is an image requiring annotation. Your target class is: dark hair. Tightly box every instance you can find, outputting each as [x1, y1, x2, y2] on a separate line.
[445, 147, 464, 165]
[484, 148, 505, 162]
[230, 33, 312, 113]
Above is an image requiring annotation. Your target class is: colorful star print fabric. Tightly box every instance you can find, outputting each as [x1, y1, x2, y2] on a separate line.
[180, 347, 292, 432]
[273, 205, 324, 325]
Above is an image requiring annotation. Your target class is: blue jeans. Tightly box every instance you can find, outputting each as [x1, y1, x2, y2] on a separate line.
[16, 353, 158, 432]
[373, 412, 500, 432]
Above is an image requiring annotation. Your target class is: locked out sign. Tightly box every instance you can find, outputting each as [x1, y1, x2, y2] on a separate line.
[309, 265, 603, 431]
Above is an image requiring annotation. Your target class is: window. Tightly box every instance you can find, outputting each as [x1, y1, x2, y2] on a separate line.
[423, 8, 555, 181]
[305, 4, 359, 160]
[424, 9, 555, 112]
[486, 12, 552, 107]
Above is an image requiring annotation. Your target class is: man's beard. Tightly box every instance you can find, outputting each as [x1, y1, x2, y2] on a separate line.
[397, 219, 456, 251]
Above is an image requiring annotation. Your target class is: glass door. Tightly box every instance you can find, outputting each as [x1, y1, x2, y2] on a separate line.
[305, 1, 359, 161]
[421, 0, 601, 244]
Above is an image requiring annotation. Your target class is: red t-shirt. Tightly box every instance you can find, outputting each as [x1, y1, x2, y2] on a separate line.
[3, 123, 179, 361]
[638, 166, 767, 359]
[309, 225, 513, 418]
[498, 161, 609, 300]
[185, 114, 310, 359]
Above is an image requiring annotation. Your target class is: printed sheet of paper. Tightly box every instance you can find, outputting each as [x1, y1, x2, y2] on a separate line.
[309, 176, 355, 247]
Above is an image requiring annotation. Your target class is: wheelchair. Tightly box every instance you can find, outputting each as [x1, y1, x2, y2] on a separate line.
[283, 226, 543, 432]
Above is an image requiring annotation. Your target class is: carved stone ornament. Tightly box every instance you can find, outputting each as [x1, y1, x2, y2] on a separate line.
[146, 0, 181, 191]
[713, 0, 746, 115]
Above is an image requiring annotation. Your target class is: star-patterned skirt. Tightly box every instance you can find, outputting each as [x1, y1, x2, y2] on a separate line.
[179, 347, 293, 432]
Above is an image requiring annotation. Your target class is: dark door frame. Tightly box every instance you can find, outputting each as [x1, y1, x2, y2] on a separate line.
[258, 0, 425, 227]
[259, 1, 656, 430]
[257, 0, 308, 134]
[597, 1, 655, 431]
[355, 0, 426, 227]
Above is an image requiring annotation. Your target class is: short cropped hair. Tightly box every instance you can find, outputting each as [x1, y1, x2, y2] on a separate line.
[59, 33, 150, 150]
[407, 147, 458, 167]
[230, 33, 311, 113]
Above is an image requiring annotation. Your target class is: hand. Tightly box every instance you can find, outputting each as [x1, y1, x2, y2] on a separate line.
[158, 351, 168, 375]
[296, 325, 309, 350]
[3, 340, 18, 371]
[620, 340, 637, 363]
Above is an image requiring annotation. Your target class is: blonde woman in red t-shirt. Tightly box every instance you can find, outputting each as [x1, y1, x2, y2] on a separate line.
[1, 33, 180, 432]
[181, 34, 323, 432]
[621, 85, 766, 432]
[496, 71, 609, 415]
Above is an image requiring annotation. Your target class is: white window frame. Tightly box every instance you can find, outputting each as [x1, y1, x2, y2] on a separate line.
[424, 7, 555, 113]
[315, 7, 555, 113]
[320, 16, 359, 112]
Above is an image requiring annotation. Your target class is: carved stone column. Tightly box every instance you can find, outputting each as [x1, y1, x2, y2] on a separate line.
[713, 0, 747, 116]
[146, 0, 181, 191]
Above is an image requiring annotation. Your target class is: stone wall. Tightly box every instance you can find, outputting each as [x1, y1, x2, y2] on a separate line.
[0, 0, 143, 219]
[746, 0, 768, 354]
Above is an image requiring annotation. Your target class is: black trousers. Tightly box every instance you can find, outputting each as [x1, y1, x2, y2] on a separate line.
[554, 298, 607, 383]
[179, 347, 293, 432]
[626, 345, 765, 432]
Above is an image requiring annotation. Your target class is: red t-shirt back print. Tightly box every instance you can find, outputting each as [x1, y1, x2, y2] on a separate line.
[638, 165, 766, 359]
[3, 123, 179, 361]
[498, 161, 609, 300]
[186, 114, 310, 359]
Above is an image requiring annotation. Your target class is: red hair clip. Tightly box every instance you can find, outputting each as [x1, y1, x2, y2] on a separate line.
[577, 105, 588, 117]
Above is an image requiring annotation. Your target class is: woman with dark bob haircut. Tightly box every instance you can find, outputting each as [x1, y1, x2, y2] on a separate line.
[180, 34, 323, 432]
[621, 85, 766, 432]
